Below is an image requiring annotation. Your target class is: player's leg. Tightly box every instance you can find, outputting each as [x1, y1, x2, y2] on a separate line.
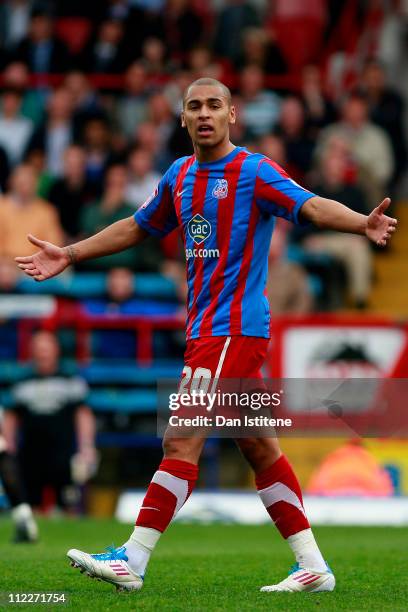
[236, 436, 335, 592]
[68, 434, 205, 591]
[0, 437, 38, 542]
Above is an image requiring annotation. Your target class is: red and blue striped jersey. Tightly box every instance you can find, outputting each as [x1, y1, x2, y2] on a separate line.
[135, 146, 315, 339]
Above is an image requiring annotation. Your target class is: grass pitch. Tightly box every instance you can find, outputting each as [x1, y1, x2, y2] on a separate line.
[1, 517, 407, 611]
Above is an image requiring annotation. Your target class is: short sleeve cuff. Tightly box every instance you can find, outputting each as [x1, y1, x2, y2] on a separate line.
[292, 192, 316, 226]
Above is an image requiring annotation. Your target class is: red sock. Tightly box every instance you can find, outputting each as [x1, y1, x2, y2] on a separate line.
[135, 458, 198, 532]
[255, 455, 310, 539]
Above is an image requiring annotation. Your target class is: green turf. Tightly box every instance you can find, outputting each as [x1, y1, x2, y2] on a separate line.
[1, 518, 407, 611]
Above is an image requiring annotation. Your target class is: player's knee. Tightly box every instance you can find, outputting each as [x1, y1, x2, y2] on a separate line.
[236, 437, 281, 471]
[162, 437, 202, 462]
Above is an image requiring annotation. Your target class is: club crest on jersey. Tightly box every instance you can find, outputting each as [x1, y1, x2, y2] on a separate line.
[212, 178, 228, 199]
[187, 214, 211, 245]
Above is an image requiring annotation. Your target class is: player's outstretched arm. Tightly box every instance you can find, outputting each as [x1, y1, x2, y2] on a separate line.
[15, 217, 148, 281]
[301, 196, 397, 247]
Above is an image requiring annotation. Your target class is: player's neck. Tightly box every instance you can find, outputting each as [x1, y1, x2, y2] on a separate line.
[194, 140, 236, 164]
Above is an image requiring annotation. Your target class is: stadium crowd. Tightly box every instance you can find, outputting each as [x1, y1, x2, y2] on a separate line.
[0, 0, 406, 311]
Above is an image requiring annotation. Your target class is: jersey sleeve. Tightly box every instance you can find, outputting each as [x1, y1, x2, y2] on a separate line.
[134, 170, 179, 238]
[255, 158, 315, 225]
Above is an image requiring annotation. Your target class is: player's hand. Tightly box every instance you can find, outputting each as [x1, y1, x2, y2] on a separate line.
[14, 234, 71, 281]
[366, 198, 397, 247]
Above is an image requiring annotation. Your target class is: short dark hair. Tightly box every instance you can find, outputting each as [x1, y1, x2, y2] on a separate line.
[183, 78, 232, 107]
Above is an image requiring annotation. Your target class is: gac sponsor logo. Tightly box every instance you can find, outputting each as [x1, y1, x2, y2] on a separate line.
[187, 214, 212, 245]
[185, 247, 220, 260]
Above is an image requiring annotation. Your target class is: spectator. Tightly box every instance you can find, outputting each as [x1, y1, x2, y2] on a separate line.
[0, 0, 33, 56]
[2, 61, 45, 125]
[316, 92, 394, 207]
[13, 9, 71, 73]
[187, 46, 223, 81]
[113, 62, 149, 140]
[148, 92, 176, 153]
[361, 59, 407, 186]
[79, 164, 161, 271]
[257, 133, 301, 179]
[81, 18, 129, 74]
[237, 27, 287, 74]
[0, 164, 63, 261]
[2, 330, 97, 512]
[0, 88, 33, 165]
[293, 152, 372, 309]
[214, 0, 259, 65]
[26, 87, 74, 177]
[48, 145, 94, 239]
[239, 65, 281, 138]
[25, 147, 55, 199]
[126, 147, 162, 209]
[63, 70, 105, 136]
[140, 37, 169, 80]
[163, 0, 204, 58]
[134, 121, 173, 174]
[267, 221, 313, 315]
[300, 64, 336, 133]
[275, 95, 315, 179]
[81, 117, 116, 196]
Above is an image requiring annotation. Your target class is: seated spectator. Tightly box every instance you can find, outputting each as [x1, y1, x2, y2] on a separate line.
[236, 27, 287, 74]
[3, 330, 97, 512]
[134, 120, 173, 174]
[267, 221, 313, 315]
[147, 92, 176, 154]
[0, 164, 63, 261]
[63, 70, 105, 137]
[0, 0, 33, 57]
[0, 88, 33, 165]
[163, 0, 205, 58]
[300, 64, 336, 134]
[274, 96, 315, 179]
[239, 64, 281, 139]
[316, 92, 394, 208]
[13, 8, 71, 73]
[113, 62, 149, 140]
[79, 164, 162, 271]
[361, 59, 407, 186]
[126, 147, 162, 210]
[80, 18, 130, 74]
[80, 117, 116, 196]
[2, 61, 45, 125]
[257, 133, 300, 181]
[292, 152, 372, 309]
[25, 147, 55, 199]
[26, 87, 74, 178]
[214, 0, 259, 65]
[187, 46, 223, 81]
[48, 145, 94, 240]
[140, 37, 169, 81]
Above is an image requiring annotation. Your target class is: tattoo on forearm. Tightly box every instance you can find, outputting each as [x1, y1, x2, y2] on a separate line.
[66, 245, 77, 265]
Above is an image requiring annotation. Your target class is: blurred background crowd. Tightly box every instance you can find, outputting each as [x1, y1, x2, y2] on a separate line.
[0, 0, 408, 522]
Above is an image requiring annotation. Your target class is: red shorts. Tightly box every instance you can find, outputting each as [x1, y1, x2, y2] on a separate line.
[182, 336, 269, 382]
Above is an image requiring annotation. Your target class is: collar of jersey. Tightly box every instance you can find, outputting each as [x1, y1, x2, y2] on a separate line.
[195, 146, 243, 168]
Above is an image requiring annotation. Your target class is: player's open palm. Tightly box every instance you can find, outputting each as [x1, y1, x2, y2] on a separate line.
[15, 234, 70, 281]
[366, 198, 397, 247]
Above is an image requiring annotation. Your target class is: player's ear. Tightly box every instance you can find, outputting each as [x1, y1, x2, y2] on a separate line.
[181, 111, 186, 128]
[229, 105, 236, 125]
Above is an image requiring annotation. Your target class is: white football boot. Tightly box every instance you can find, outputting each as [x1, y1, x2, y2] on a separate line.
[261, 562, 335, 593]
[67, 545, 144, 592]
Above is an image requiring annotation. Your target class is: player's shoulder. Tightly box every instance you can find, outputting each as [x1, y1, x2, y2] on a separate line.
[165, 155, 195, 184]
[239, 150, 286, 178]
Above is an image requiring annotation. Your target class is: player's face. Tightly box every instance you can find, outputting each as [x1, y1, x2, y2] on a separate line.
[182, 85, 235, 149]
